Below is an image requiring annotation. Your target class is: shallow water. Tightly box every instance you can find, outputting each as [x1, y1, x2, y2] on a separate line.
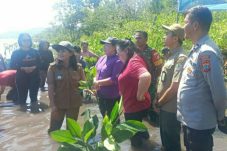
[0, 88, 227, 151]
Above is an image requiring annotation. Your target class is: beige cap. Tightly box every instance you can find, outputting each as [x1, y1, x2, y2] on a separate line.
[52, 41, 75, 52]
[162, 24, 185, 41]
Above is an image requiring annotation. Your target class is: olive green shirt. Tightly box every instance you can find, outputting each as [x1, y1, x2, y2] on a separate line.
[157, 47, 187, 113]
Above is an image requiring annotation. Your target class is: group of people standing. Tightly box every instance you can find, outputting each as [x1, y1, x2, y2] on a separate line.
[92, 6, 227, 151]
[0, 33, 54, 104]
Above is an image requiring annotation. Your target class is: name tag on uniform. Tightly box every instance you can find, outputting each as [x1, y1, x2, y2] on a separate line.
[55, 70, 63, 80]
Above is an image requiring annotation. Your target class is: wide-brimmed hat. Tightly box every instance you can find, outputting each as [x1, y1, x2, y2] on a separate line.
[100, 37, 118, 45]
[162, 24, 185, 41]
[52, 41, 75, 52]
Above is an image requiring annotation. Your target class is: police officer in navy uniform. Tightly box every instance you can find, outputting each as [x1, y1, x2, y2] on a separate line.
[177, 6, 227, 151]
[10, 33, 40, 106]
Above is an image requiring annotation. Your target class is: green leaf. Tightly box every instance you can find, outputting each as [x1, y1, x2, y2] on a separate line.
[110, 101, 119, 123]
[105, 121, 113, 136]
[90, 66, 97, 76]
[102, 115, 110, 126]
[111, 128, 134, 143]
[84, 128, 95, 142]
[103, 137, 118, 151]
[79, 86, 87, 90]
[66, 118, 82, 138]
[101, 115, 109, 141]
[86, 143, 96, 151]
[81, 109, 91, 120]
[88, 115, 99, 138]
[50, 130, 76, 144]
[95, 143, 109, 151]
[79, 80, 88, 85]
[125, 120, 147, 131]
[118, 97, 123, 114]
[57, 143, 84, 151]
[90, 115, 99, 129]
[117, 120, 147, 133]
[82, 120, 95, 139]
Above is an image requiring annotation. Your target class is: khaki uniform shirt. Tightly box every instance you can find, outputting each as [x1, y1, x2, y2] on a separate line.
[47, 64, 83, 109]
[157, 48, 187, 113]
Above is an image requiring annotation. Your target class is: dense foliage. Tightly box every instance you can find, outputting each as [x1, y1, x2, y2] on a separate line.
[35, 0, 227, 55]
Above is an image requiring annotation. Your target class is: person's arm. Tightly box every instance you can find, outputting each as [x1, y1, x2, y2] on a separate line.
[156, 82, 179, 106]
[137, 71, 151, 101]
[89, 50, 99, 59]
[94, 77, 113, 87]
[94, 60, 123, 87]
[10, 51, 20, 70]
[47, 67, 55, 108]
[156, 56, 187, 107]
[35, 49, 41, 70]
[129, 56, 151, 101]
[199, 51, 227, 121]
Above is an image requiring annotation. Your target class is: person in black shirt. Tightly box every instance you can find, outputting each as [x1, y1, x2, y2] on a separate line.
[38, 40, 54, 91]
[10, 33, 41, 105]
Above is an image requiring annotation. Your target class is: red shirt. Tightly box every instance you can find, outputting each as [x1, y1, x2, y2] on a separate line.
[0, 70, 16, 87]
[118, 55, 151, 113]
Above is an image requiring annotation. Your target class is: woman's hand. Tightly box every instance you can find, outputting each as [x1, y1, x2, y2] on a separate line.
[137, 94, 145, 101]
[93, 80, 100, 91]
[84, 89, 96, 95]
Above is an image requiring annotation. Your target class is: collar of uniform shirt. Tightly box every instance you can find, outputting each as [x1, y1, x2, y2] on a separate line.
[188, 44, 201, 58]
[169, 47, 183, 56]
[192, 34, 210, 53]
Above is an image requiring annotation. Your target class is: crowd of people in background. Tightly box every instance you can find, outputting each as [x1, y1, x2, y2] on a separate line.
[0, 6, 226, 151]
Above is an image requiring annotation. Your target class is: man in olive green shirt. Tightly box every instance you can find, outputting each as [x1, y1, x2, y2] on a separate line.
[156, 24, 187, 151]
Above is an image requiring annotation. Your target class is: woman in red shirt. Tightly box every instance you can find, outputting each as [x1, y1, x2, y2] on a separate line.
[117, 39, 151, 148]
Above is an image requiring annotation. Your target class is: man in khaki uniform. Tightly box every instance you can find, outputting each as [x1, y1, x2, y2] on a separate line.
[156, 24, 187, 151]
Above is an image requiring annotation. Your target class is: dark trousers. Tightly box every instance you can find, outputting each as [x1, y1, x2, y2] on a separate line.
[39, 70, 47, 88]
[16, 72, 40, 105]
[183, 126, 215, 151]
[160, 110, 181, 151]
[98, 96, 120, 118]
[6, 86, 18, 103]
[124, 109, 150, 147]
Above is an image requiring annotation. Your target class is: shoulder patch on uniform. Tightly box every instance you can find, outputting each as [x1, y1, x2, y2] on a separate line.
[199, 54, 211, 72]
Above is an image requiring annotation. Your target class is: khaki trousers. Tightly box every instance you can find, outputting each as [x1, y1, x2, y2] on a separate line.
[48, 107, 80, 133]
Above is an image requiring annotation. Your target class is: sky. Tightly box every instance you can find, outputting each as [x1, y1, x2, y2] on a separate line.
[0, 0, 58, 34]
